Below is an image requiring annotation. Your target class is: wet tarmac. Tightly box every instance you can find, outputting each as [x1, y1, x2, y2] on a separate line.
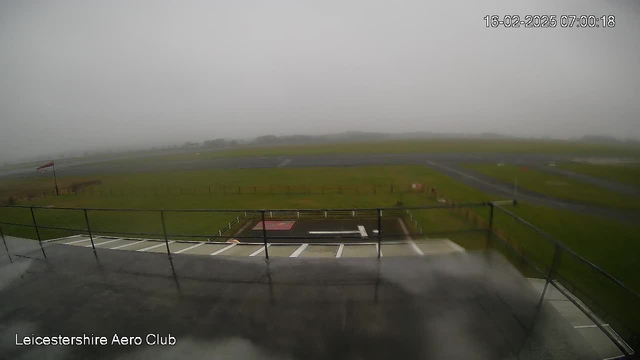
[0, 237, 602, 360]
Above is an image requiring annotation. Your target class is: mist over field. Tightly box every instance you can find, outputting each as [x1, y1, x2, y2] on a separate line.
[1, 0, 639, 162]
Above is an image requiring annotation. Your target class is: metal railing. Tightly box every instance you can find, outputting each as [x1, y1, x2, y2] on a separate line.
[2, 183, 445, 199]
[489, 204, 639, 358]
[0, 201, 638, 357]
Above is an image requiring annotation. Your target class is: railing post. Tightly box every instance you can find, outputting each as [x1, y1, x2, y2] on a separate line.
[546, 243, 561, 281]
[377, 209, 382, 259]
[83, 209, 96, 252]
[160, 210, 171, 257]
[29, 207, 46, 259]
[486, 203, 495, 249]
[0, 223, 12, 263]
[261, 211, 269, 260]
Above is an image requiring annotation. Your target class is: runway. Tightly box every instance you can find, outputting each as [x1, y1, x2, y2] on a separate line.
[3, 152, 638, 222]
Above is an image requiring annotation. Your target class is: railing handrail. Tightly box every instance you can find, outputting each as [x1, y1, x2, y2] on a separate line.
[492, 203, 640, 302]
[0, 202, 491, 212]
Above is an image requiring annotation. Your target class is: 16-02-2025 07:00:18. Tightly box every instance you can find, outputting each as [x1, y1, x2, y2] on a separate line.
[484, 15, 616, 28]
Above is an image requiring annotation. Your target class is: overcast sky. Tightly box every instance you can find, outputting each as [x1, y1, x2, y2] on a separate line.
[1, 0, 639, 161]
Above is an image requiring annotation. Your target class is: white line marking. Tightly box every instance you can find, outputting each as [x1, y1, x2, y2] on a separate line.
[397, 218, 424, 255]
[277, 159, 291, 167]
[87, 238, 122, 247]
[250, 244, 271, 257]
[409, 241, 424, 256]
[175, 242, 205, 254]
[603, 355, 626, 360]
[290, 244, 308, 257]
[446, 240, 466, 252]
[574, 324, 610, 329]
[309, 230, 360, 234]
[336, 244, 344, 258]
[357, 225, 368, 239]
[210, 243, 236, 255]
[64, 238, 93, 245]
[111, 240, 146, 249]
[137, 241, 173, 252]
[45, 234, 83, 243]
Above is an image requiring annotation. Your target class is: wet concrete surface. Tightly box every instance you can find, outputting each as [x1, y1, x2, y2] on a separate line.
[0, 237, 601, 359]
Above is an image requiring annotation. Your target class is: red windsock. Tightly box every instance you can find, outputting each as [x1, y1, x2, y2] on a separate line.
[36, 161, 54, 170]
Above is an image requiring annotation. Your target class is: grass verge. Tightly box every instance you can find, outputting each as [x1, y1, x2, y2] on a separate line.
[464, 163, 640, 210]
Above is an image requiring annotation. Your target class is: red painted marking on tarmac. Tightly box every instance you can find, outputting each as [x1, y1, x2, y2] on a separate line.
[252, 221, 296, 231]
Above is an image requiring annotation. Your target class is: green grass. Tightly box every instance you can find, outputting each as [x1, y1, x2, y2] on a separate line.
[464, 164, 640, 210]
[0, 166, 496, 240]
[71, 138, 640, 168]
[1, 165, 639, 341]
[558, 162, 640, 187]
[0, 165, 636, 286]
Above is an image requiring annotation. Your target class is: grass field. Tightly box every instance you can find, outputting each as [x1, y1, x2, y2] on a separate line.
[0, 166, 495, 241]
[464, 164, 640, 210]
[1, 164, 639, 341]
[82, 138, 640, 168]
[0, 165, 636, 285]
[558, 162, 640, 187]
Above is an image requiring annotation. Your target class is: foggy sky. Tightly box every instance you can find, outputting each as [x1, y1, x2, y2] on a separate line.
[1, 0, 639, 162]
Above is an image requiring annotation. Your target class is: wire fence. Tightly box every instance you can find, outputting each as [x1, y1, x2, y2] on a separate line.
[0, 202, 637, 357]
[7, 183, 444, 199]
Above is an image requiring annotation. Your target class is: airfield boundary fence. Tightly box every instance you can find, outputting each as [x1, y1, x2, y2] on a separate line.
[0, 202, 637, 357]
[9, 183, 442, 199]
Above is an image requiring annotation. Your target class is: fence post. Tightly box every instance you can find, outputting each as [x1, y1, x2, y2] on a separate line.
[83, 209, 96, 252]
[208, 186, 211, 194]
[0, 223, 12, 263]
[29, 207, 46, 259]
[261, 211, 270, 260]
[160, 210, 171, 257]
[486, 203, 495, 249]
[377, 209, 382, 259]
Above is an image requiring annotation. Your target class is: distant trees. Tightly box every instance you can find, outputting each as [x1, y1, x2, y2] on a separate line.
[202, 138, 241, 148]
[203, 138, 229, 148]
[181, 141, 200, 149]
[254, 135, 279, 144]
